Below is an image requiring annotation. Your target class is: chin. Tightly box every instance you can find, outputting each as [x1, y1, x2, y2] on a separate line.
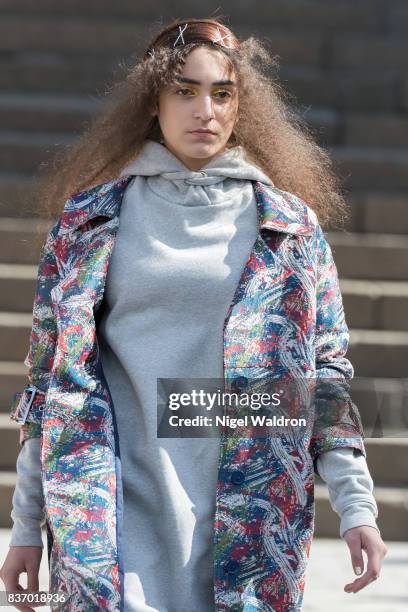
[187, 142, 224, 158]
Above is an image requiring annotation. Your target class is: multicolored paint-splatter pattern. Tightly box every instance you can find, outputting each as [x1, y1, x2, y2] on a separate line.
[10, 176, 365, 611]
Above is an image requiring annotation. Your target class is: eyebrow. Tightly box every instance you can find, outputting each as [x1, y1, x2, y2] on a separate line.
[176, 77, 236, 87]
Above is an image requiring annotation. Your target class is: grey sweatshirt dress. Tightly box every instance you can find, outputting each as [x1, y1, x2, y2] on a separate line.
[9, 140, 379, 612]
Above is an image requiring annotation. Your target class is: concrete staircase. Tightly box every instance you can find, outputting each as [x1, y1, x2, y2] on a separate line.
[0, 0, 407, 540]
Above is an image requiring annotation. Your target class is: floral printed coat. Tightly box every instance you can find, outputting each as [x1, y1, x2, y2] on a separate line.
[10, 175, 365, 611]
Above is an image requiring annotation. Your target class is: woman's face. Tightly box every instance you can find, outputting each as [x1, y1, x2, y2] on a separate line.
[154, 46, 239, 171]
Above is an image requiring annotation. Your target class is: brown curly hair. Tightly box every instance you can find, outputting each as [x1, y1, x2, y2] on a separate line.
[26, 16, 350, 233]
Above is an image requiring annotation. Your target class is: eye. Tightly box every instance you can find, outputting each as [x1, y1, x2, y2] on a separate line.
[174, 87, 232, 99]
[213, 90, 232, 99]
[175, 87, 195, 96]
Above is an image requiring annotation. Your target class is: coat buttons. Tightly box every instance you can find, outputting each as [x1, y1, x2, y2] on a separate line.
[232, 376, 248, 392]
[223, 559, 240, 575]
[230, 470, 245, 485]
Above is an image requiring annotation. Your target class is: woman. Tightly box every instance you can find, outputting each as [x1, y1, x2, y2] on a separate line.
[0, 17, 387, 612]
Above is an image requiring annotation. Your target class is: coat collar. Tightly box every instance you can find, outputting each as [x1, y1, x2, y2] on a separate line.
[58, 175, 316, 237]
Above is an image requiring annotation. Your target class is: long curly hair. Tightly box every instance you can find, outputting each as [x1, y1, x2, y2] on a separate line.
[26, 16, 350, 232]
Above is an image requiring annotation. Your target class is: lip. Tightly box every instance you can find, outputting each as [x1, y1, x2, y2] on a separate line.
[190, 129, 216, 135]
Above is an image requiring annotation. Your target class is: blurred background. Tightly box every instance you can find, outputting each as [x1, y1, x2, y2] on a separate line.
[0, 1, 407, 609]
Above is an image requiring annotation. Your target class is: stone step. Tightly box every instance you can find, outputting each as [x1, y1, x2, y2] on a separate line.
[0, 216, 51, 264]
[0, 54, 119, 96]
[348, 377, 408, 435]
[5, 220, 408, 281]
[306, 109, 408, 150]
[361, 438, 408, 487]
[340, 279, 408, 331]
[0, 6, 406, 60]
[4, 16, 403, 66]
[330, 146, 408, 192]
[2, 329, 406, 381]
[0, 173, 37, 218]
[0, 263, 36, 312]
[0, 15, 148, 57]
[1, 412, 406, 486]
[0, 360, 27, 412]
[0, 17, 324, 67]
[0, 0, 394, 33]
[283, 65, 404, 112]
[0, 92, 100, 133]
[348, 329, 408, 378]
[332, 33, 408, 71]
[0, 471, 18, 529]
[2, 325, 407, 378]
[1, 93, 407, 150]
[0, 342, 408, 424]
[327, 231, 408, 281]
[1, 129, 407, 189]
[2, 181, 408, 242]
[0, 312, 32, 362]
[0, 415, 20, 471]
[2, 176, 408, 235]
[0, 53, 404, 113]
[2, 351, 407, 432]
[314, 483, 408, 541]
[0, 130, 74, 174]
[390, 3, 408, 33]
[345, 192, 408, 235]
[341, 112, 408, 149]
[4, 266, 408, 333]
[0, 470, 406, 539]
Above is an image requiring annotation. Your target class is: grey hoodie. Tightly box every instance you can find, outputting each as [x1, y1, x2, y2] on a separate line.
[10, 139, 378, 612]
[118, 138, 275, 196]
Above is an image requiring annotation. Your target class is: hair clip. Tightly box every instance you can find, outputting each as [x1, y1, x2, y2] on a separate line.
[147, 48, 155, 58]
[173, 23, 188, 47]
[212, 28, 233, 48]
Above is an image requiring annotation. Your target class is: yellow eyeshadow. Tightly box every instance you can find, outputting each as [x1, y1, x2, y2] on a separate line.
[176, 87, 230, 97]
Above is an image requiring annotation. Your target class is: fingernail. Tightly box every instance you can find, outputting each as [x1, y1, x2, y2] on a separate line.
[354, 566, 362, 575]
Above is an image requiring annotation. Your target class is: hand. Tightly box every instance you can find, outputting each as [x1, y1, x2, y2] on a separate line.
[343, 525, 388, 594]
[0, 546, 44, 611]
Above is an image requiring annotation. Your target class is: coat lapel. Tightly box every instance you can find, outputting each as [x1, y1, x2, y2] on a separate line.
[58, 175, 315, 237]
[58, 176, 133, 235]
[252, 181, 315, 237]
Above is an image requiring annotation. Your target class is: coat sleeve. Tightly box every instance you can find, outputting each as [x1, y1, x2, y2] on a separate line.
[309, 223, 366, 463]
[9, 220, 60, 447]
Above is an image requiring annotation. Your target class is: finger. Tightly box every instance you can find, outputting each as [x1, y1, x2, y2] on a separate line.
[346, 534, 364, 576]
[2, 572, 29, 611]
[344, 546, 382, 594]
[344, 569, 371, 593]
[365, 542, 383, 583]
[26, 564, 39, 596]
[5, 584, 35, 612]
[1, 564, 38, 611]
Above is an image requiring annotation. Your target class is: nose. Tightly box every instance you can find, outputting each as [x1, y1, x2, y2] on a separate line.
[193, 94, 215, 120]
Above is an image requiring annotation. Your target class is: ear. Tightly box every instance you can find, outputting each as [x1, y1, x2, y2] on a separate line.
[148, 101, 158, 118]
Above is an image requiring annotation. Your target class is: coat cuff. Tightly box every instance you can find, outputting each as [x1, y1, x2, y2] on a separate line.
[10, 386, 45, 446]
[10, 386, 46, 425]
[309, 379, 366, 461]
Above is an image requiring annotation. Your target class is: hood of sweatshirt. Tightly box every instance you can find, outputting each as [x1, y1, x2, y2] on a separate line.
[119, 139, 274, 207]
